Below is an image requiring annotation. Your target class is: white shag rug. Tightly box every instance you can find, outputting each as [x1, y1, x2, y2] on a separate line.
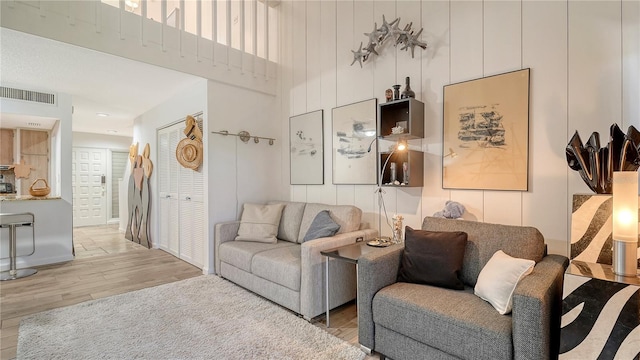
[17, 275, 365, 360]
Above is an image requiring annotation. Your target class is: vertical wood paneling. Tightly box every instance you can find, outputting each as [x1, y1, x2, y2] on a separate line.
[306, 0, 337, 204]
[567, 1, 622, 196]
[291, 0, 307, 116]
[421, 0, 450, 218]
[279, 0, 633, 254]
[482, 1, 522, 226]
[306, 1, 321, 112]
[521, 0, 568, 254]
[449, 0, 484, 221]
[622, 0, 640, 130]
[335, 0, 355, 106]
[288, 1, 305, 202]
[373, 1, 397, 233]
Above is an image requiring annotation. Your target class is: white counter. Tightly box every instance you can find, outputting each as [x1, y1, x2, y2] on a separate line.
[0, 197, 73, 270]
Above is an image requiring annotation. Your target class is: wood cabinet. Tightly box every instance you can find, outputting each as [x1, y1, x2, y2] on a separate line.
[0, 129, 14, 164]
[157, 121, 205, 269]
[19, 129, 49, 195]
[378, 98, 424, 140]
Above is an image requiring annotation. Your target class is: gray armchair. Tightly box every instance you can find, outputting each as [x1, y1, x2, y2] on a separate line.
[358, 217, 569, 360]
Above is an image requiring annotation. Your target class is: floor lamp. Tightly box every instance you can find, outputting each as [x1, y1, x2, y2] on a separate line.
[370, 139, 407, 243]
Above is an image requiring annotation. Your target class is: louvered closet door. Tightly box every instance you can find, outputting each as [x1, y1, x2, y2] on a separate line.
[178, 123, 205, 269]
[158, 125, 180, 257]
[157, 121, 204, 268]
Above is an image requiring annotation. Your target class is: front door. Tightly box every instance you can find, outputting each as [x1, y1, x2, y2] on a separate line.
[72, 147, 107, 227]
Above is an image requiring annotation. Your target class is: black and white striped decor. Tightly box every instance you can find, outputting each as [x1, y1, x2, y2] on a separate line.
[571, 194, 640, 267]
[560, 262, 640, 360]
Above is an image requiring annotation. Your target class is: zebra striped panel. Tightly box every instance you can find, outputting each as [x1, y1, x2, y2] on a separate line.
[560, 261, 640, 360]
[571, 194, 640, 267]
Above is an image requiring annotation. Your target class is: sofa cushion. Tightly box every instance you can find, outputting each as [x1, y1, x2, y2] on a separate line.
[373, 282, 513, 360]
[421, 216, 545, 286]
[235, 203, 285, 243]
[475, 250, 535, 315]
[297, 203, 362, 243]
[397, 227, 467, 290]
[268, 201, 306, 243]
[303, 210, 341, 242]
[251, 246, 302, 291]
[219, 240, 297, 273]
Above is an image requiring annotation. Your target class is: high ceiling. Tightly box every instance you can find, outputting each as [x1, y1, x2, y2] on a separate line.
[0, 28, 202, 136]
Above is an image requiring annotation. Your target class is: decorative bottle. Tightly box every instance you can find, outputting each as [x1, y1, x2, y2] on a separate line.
[392, 85, 401, 100]
[401, 77, 415, 99]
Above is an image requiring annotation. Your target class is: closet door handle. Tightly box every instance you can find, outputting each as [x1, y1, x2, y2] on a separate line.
[185, 196, 191, 201]
[165, 195, 171, 199]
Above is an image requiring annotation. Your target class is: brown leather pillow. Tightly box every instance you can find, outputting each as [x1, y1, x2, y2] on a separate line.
[397, 227, 468, 290]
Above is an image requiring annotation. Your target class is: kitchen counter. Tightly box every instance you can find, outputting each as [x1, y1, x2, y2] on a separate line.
[0, 194, 62, 201]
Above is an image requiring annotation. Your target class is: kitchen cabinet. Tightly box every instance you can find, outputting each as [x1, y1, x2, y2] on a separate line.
[0, 129, 14, 164]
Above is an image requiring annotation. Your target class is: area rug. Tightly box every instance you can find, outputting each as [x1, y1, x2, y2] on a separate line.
[17, 275, 365, 360]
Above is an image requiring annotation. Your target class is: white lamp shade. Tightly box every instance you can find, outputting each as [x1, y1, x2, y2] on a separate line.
[612, 171, 639, 243]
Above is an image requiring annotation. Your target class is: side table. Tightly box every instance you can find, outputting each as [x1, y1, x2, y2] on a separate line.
[321, 241, 389, 327]
[559, 260, 639, 359]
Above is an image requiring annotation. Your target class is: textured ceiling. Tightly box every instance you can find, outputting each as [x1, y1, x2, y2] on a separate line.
[0, 28, 202, 136]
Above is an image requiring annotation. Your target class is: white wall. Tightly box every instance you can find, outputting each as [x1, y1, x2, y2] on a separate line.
[0, 91, 74, 269]
[206, 80, 283, 273]
[131, 78, 207, 254]
[72, 132, 132, 150]
[279, 0, 640, 256]
[131, 78, 281, 274]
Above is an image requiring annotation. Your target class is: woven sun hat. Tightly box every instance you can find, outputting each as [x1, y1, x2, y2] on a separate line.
[176, 137, 203, 170]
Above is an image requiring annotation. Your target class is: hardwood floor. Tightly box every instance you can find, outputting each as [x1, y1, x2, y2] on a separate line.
[0, 224, 367, 360]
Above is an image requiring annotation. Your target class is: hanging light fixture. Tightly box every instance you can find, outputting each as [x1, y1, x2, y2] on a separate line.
[612, 171, 639, 277]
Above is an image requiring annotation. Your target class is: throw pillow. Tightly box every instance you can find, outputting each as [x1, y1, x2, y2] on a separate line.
[397, 227, 468, 290]
[303, 210, 341, 242]
[235, 203, 285, 243]
[474, 250, 535, 315]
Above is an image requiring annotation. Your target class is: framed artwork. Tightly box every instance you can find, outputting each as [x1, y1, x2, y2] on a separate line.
[442, 68, 530, 191]
[290, 110, 324, 185]
[332, 98, 378, 184]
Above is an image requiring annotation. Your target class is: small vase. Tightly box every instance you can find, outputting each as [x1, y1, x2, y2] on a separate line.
[401, 77, 415, 99]
[392, 85, 401, 100]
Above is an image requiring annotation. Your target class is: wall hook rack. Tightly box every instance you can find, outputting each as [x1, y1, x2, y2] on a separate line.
[211, 130, 275, 145]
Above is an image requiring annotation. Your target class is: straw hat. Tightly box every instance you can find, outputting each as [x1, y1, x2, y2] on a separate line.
[176, 137, 203, 170]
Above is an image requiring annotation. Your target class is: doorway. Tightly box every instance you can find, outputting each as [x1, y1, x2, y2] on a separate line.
[72, 147, 107, 227]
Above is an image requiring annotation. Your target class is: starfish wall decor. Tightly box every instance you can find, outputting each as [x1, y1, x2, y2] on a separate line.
[351, 15, 427, 67]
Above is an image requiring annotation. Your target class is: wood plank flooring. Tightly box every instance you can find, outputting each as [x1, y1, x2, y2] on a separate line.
[0, 224, 367, 360]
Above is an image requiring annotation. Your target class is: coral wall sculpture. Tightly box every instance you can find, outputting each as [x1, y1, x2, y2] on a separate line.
[566, 123, 640, 194]
[351, 15, 427, 67]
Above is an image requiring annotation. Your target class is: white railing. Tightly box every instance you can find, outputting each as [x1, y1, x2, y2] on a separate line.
[102, 0, 278, 63]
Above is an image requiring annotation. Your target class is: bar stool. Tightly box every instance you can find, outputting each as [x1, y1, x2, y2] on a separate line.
[1, 213, 37, 281]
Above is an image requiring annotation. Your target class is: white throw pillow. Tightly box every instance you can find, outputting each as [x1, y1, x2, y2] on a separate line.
[474, 250, 535, 315]
[235, 203, 285, 243]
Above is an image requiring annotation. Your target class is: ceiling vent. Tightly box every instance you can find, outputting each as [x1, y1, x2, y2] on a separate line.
[0, 86, 56, 105]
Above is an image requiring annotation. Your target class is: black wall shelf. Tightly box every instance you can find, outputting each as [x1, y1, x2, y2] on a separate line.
[379, 150, 424, 187]
[378, 98, 424, 140]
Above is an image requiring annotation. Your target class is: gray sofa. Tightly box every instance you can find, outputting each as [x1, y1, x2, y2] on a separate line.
[358, 216, 569, 360]
[215, 201, 377, 320]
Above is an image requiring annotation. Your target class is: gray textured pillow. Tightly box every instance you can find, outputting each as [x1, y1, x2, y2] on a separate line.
[235, 203, 285, 243]
[303, 210, 341, 242]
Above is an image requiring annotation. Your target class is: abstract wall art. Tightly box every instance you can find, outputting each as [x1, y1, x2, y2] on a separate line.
[290, 110, 324, 185]
[443, 68, 530, 191]
[332, 99, 378, 184]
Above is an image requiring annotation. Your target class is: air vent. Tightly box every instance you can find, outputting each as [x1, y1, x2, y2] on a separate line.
[0, 86, 56, 105]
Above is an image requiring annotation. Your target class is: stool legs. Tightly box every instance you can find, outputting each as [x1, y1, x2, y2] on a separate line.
[1, 224, 37, 281]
